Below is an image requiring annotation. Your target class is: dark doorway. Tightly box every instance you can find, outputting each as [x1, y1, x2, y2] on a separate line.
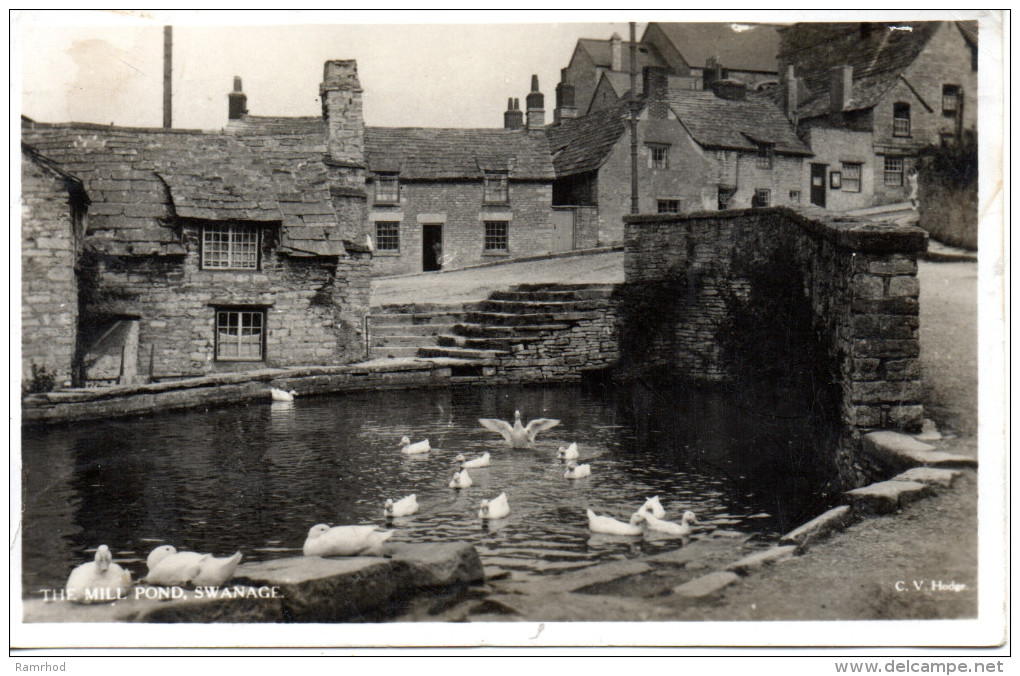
[422, 224, 443, 272]
[810, 163, 827, 207]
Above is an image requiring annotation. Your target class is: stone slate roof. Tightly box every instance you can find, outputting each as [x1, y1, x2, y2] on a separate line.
[666, 91, 811, 155]
[598, 71, 702, 101]
[546, 102, 629, 176]
[647, 22, 782, 73]
[21, 142, 87, 197]
[575, 38, 667, 73]
[21, 120, 345, 257]
[778, 22, 952, 120]
[363, 127, 555, 180]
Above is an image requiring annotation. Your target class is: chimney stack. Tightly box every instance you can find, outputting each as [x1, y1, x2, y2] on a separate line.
[319, 59, 368, 242]
[525, 75, 545, 131]
[504, 97, 524, 129]
[703, 57, 725, 91]
[784, 65, 800, 119]
[610, 32, 623, 72]
[554, 82, 577, 124]
[829, 65, 853, 112]
[642, 66, 670, 118]
[228, 76, 248, 120]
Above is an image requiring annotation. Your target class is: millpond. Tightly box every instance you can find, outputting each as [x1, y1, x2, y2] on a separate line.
[21, 381, 840, 597]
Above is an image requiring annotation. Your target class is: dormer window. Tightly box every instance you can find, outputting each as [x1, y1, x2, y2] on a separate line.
[893, 103, 911, 137]
[942, 85, 960, 117]
[201, 223, 259, 270]
[647, 144, 669, 169]
[756, 142, 775, 169]
[375, 173, 400, 204]
[484, 171, 509, 203]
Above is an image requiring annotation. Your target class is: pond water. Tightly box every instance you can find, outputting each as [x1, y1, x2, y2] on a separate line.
[20, 381, 839, 596]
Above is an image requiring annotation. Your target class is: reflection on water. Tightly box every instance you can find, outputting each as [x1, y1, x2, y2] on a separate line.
[20, 381, 838, 595]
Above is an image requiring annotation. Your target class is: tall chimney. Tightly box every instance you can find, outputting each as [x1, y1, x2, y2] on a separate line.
[163, 26, 172, 129]
[610, 32, 623, 72]
[228, 76, 248, 120]
[703, 57, 725, 91]
[784, 65, 799, 119]
[554, 82, 577, 124]
[525, 75, 545, 131]
[319, 59, 367, 242]
[504, 97, 524, 129]
[829, 65, 853, 112]
[642, 66, 670, 119]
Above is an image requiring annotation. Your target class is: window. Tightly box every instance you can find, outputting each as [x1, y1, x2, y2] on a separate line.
[375, 221, 400, 251]
[484, 172, 509, 203]
[756, 143, 774, 170]
[647, 144, 669, 169]
[942, 85, 960, 117]
[752, 189, 771, 208]
[884, 158, 904, 186]
[789, 190, 801, 203]
[201, 224, 259, 270]
[215, 308, 264, 361]
[841, 163, 862, 192]
[374, 174, 399, 204]
[657, 199, 682, 214]
[483, 221, 508, 252]
[893, 103, 911, 137]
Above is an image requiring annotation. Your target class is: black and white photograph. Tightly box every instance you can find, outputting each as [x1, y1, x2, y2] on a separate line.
[11, 9, 1007, 661]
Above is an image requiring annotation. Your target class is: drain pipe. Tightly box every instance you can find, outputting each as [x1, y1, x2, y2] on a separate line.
[629, 21, 639, 215]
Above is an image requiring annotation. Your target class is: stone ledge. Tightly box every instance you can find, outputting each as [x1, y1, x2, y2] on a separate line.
[890, 467, 961, 488]
[779, 505, 855, 548]
[846, 480, 931, 515]
[725, 546, 798, 575]
[861, 431, 977, 471]
[671, 571, 740, 598]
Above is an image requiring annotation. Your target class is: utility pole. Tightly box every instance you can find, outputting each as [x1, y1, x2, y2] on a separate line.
[163, 26, 172, 129]
[629, 22, 639, 214]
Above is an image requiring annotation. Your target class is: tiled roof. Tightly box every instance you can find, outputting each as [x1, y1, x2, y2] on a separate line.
[666, 90, 811, 155]
[598, 72, 702, 101]
[778, 22, 943, 120]
[364, 127, 555, 180]
[648, 23, 782, 73]
[576, 38, 667, 72]
[545, 101, 630, 176]
[21, 120, 345, 257]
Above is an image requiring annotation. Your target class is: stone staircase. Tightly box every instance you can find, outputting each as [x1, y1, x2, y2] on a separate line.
[366, 304, 463, 360]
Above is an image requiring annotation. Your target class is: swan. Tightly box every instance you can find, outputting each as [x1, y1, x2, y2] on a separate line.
[399, 436, 431, 455]
[557, 442, 579, 460]
[302, 524, 394, 557]
[638, 496, 666, 520]
[146, 545, 242, 588]
[458, 452, 491, 468]
[637, 510, 699, 537]
[479, 410, 560, 448]
[478, 492, 510, 519]
[384, 494, 419, 518]
[449, 469, 473, 489]
[270, 388, 297, 402]
[65, 545, 132, 604]
[564, 462, 591, 479]
[587, 509, 644, 536]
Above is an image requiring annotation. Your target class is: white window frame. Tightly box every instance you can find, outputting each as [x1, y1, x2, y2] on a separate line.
[884, 158, 904, 186]
[647, 144, 669, 170]
[374, 174, 400, 204]
[375, 221, 400, 251]
[893, 103, 911, 137]
[201, 223, 259, 270]
[657, 199, 682, 214]
[841, 162, 862, 193]
[483, 220, 509, 252]
[215, 308, 265, 362]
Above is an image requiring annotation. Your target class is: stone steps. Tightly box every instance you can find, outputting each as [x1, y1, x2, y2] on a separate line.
[469, 298, 608, 313]
[464, 310, 593, 326]
[369, 314, 462, 327]
[452, 322, 571, 338]
[437, 334, 544, 350]
[417, 346, 507, 361]
[368, 346, 424, 359]
[489, 288, 616, 302]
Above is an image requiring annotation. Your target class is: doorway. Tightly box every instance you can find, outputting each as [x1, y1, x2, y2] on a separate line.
[422, 224, 443, 272]
[810, 163, 827, 207]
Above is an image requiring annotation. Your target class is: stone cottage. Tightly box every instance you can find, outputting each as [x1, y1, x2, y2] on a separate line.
[778, 21, 977, 210]
[21, 60, 372, 385]
[547, 68, 811, 245]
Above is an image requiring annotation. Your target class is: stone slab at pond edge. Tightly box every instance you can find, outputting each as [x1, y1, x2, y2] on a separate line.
[725, 546, 798, 575]
[671, 571, 740, 599]
[779, 505, 855, 548]
[862, 431, 977, 470]
[845, 480, 931, 515]
[891, 467, 962, 488]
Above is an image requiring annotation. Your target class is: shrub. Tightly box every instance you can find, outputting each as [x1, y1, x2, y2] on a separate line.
[917, 137, 978, 251]
[23, 363, 56, 395]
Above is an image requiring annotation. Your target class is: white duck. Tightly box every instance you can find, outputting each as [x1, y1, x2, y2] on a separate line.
[456, 452, 491, 468]
[449, 469, 473, 489]
[270, 388, 297, 402]
[587, 509, 644, 536]
[564, 462, 591, 479]
[638, 495, 666, 520]
[384, 494, 419, 518]
[557, 442, 580, 460]
[479, 410, 560, 448]
[638, 510, 699, 537]
[399, 436, 431, 455]
[478, 493, 510, 520]
[146, 545, 242, 588]
[65, 545, 132, 604]
[302, 524, 394, 557]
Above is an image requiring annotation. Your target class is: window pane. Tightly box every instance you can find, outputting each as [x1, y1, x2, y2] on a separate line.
[203, 224, 259, 270]
[893, 103, 910, 136]
[375, 176, 399, 203]
[657, 200, 681, 213]
[216, 309, 264, 361]
[752, 189, 770, 208]
[884, 158, 904, 186]
[484, 174, 508, 202]
[484, 221, 508, 251]
[376, 221, 400, 251]
[842, 163, 862, 193]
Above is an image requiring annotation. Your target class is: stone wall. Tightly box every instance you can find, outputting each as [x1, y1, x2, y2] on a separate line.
[621, 206, 928, 436]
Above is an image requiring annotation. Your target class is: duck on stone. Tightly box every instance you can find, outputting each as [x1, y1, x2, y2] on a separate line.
[587, 509, 644, 536]
[270, 388, 297, 402]
[478, 493, 510, 520]
[449, 469, 473, 489]
[564, 462, 591, 479]
[479, 410, 560, 448]
[636, 510, 699, 538]
[557, 443, 580, 460]
[302, 524, 394, 557]
[65, 545, 132, 604]
[384, 494, 419, 518]
[145, 545, 242, 588]
[455, 452, 491, 468]
[399, 436, 431, 455]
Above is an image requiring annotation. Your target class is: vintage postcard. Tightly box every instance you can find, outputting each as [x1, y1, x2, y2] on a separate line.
[10, 8, 1007, 660]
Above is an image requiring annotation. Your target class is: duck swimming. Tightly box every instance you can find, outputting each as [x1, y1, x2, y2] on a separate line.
[449, 469, 473, 489]
[302, 524, 394, 557]
[384, 494, 419, 518]
[637, 510, 699, 537]
[270, 388, 297, 402]
[479, 410, 560, 448]
[587, 509, 644, 536]
[457, 452, 491, 468]
[65, 545, 132, 604]
[564, 462, 591, 479]
[146, 545, 242, 588]
[557, 443, 579, 460]
[399, 436, 431, 455]
[638, 496, 666, 520]
[478, 493, 510, 519]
